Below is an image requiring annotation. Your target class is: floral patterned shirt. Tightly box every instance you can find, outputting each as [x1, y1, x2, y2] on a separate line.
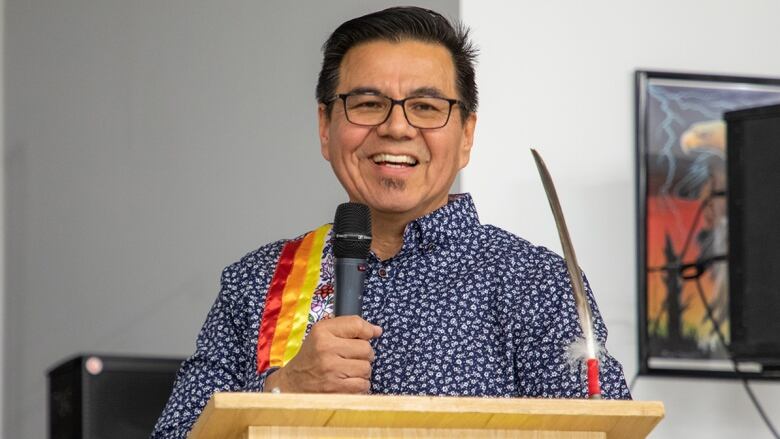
[151, 193, 631, 438]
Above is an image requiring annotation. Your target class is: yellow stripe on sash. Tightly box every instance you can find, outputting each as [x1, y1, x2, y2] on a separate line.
[268, 224, 331, 367]
[283, 225, 330, 363]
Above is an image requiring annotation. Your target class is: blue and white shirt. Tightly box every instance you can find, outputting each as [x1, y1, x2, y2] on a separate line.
[151, 193, 630, 438]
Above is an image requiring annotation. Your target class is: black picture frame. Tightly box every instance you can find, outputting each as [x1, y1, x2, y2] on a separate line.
[635, 70, 780, 378]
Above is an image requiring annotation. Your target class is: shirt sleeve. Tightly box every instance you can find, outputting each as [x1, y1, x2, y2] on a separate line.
[150, 262, 272, 439]
[512, 251, 631, 400]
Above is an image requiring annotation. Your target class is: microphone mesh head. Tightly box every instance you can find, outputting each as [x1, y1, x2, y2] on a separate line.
[333, 203, 372, 258]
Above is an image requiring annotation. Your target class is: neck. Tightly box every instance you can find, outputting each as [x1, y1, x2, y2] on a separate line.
[368, 196, 451, 260]
[370, 212, 406, 260]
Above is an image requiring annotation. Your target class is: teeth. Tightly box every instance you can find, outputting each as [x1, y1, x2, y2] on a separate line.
[371, 153, 418, 165]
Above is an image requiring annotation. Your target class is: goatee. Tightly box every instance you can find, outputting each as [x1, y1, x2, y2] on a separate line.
[380, 178, 405, 190]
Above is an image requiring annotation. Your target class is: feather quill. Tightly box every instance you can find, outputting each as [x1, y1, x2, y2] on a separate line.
[531, 148, 603, 399]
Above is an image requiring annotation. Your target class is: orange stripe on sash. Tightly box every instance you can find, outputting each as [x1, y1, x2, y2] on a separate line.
[256, 224, 331, 372]
[283, 225, 330, 363]
[268, 232, 316, 365]
[256, 238, 302, 372]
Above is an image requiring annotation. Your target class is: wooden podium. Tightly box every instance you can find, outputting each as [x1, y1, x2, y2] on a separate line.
[188, 392, 664, 439]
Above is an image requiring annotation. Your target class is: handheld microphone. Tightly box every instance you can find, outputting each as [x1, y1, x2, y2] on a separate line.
[333, 203, 372, 317]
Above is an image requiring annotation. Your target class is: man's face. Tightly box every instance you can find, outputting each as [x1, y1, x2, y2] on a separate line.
[319, 40, 476, 221]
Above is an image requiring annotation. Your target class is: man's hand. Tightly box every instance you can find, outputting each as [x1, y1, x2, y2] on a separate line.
[263, 315, 382, 393]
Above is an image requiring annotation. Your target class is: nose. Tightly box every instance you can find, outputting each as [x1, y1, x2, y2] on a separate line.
[376, 102, 417, 139]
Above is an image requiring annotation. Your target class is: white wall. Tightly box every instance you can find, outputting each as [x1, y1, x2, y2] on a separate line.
[460, 1, 780, 438]
[2, 2, 458, 438]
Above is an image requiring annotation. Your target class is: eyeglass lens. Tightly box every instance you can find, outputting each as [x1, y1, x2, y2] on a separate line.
[344, 94, 452, 128]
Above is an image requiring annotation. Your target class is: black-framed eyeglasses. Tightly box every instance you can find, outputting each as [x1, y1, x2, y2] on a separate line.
[329, 93, 462, 129]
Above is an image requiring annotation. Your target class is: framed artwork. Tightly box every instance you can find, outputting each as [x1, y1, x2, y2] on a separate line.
[636, 70, 780, 377]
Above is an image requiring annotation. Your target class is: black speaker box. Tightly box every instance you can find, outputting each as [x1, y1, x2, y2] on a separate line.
[48, 354, 183, 439]
[725, 103, 780, 376]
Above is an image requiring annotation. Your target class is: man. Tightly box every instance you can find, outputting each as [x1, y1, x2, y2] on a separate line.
[151, 7, 630, 438]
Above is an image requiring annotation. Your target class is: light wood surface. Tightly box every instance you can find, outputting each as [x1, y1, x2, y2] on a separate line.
[188, 393, 664, 439]
[245, 426, 607, 438]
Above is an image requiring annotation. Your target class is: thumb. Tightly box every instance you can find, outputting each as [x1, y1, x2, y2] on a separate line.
[328, 315, 382, 340]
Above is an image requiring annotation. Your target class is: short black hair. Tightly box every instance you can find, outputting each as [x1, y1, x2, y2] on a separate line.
[316, 6, 478, 120]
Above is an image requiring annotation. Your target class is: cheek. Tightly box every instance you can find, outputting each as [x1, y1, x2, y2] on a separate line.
[331, 124, 372, 158]
[423, 132, 462, 168]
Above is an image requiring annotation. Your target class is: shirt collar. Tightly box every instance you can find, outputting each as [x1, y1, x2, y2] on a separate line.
[401, 193, 480, 250]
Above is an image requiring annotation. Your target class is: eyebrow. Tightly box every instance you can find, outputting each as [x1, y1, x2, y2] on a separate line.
[345, 86, 448, 98]
[408, 87, 446, 98]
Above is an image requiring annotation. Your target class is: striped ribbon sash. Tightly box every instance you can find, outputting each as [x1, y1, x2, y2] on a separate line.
[256, 224, 331, 372]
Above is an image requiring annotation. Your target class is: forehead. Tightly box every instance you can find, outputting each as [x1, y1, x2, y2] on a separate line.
[338, 39, 456, 96]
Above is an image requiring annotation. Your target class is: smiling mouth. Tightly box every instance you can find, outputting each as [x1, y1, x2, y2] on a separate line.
[371, 153, 419, 168]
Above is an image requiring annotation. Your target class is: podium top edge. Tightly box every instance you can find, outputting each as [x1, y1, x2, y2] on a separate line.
[211, 392, 665, 417]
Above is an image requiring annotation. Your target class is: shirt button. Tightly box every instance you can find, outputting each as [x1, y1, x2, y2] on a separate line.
[426, 243, 436, 252]
[378, 268, 388, 278]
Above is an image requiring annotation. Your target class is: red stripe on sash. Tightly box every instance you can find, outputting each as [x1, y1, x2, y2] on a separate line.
[256, 238, 303, 372]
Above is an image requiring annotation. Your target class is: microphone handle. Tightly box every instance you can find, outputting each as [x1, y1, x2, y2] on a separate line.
[334, 257, 366, 317]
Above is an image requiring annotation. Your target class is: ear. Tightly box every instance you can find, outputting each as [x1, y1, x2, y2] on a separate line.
[458, 112, 477, 169]
[318, 104, 331, 162]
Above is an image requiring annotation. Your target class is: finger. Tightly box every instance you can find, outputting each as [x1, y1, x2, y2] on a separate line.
[328, 315, 382, 340]
[339, 377, 372, 394]
[335, 358, 373, 380]
[334, 338, 375, 361]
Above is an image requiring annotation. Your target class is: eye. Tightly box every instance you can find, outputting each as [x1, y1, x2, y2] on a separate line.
[411, 102, 437, 112]
[355, 101, 383, 109]
[346, 95, 388, 111]
[408, 99, 447, 113]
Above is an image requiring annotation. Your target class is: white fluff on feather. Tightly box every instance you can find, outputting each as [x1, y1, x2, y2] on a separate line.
[565, 336, 605, 371]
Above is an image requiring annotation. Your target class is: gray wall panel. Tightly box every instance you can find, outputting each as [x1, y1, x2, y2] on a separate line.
[3, 2, 459, 438]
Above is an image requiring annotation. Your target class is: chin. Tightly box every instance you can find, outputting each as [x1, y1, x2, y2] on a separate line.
[374, 196, 447, 220]
[371, 200, 418, 215]
[365, 195, 422, 215]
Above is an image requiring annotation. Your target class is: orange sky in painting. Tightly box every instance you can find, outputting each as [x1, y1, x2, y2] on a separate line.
[646, 195, 721, 338]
